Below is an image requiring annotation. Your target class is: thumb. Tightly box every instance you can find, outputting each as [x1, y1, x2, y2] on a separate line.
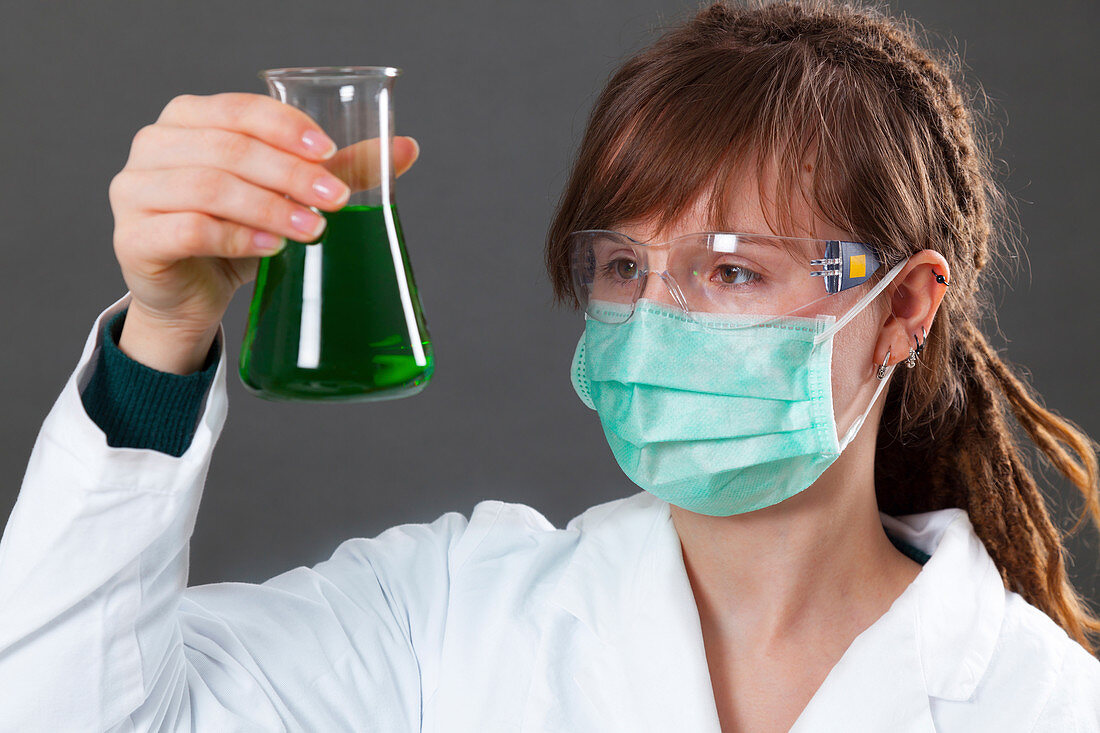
[321, 135, 420, 193]
[393, 136, 419, 177]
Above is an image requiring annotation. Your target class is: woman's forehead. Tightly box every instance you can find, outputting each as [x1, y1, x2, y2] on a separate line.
[613, 155, 853, 244]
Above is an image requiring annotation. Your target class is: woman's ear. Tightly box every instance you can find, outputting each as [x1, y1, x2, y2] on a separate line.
[874, 249, 950, 370]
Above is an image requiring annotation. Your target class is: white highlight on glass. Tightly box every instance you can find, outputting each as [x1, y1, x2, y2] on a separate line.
[339, 84, 356, 102]
[378, 86, 427, 367]
[297, 243, 324, 369]
[712, 233, 739, 253]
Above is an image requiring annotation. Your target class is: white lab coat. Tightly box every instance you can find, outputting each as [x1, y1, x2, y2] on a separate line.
[1, 295, 1098, 733]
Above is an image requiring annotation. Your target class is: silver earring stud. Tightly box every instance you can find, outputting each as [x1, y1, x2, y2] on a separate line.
[877, 349, 892, 380]
[906, 348, 917, 368]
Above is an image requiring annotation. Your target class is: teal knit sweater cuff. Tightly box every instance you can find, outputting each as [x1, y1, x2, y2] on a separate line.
[79, 308, 220, 457]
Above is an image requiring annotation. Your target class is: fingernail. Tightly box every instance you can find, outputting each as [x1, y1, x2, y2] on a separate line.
[253, 231, 285, 253]
[291, 208, 326, 238]
[407, 136, 420, 157]
[312, 175, 349, 202]
[301, 129, 336, 159]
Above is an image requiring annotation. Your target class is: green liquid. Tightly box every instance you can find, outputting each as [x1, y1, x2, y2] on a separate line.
[239, 204, 433, 402]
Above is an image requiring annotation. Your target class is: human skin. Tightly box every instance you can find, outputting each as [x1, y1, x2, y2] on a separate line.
[620, 161, 949, 732]
[107, 92, 420, 374]
[107, 90, 950, 733]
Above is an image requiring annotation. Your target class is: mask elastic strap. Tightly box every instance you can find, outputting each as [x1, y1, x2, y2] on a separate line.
[838, 362, 895, 450]
[814, 258, 909, 347]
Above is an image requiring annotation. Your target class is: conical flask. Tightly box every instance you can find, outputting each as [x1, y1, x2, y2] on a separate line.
[239, 66, 433, 401]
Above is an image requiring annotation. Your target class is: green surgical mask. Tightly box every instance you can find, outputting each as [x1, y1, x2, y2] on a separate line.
[569, 260, 905, 516]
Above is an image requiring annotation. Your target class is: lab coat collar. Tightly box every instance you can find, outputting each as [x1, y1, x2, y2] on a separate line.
[879, 507, 1006, 700]
[547, 492, 1006, 730]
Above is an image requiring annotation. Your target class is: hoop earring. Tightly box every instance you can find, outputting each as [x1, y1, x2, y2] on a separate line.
[877, 349, 891, 380]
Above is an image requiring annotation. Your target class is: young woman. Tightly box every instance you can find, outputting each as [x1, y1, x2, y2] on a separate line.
[2, 1, 1097, 731]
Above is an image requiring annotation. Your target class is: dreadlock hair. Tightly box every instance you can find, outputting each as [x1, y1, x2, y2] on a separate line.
[543, 0, 1100, 651]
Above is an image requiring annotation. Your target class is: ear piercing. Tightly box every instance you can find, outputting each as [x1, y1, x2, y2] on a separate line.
[906, 326, 927, 369]
[877, 349, 892, 380]
[933, 270, 949, 286]
[880, 326, 927, 377]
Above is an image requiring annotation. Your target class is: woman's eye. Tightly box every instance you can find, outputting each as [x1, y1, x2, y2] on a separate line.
[606, 258, 638, 280]
[715, 264, 759, 285]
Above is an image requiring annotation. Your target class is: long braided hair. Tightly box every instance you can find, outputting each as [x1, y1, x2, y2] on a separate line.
[543, 0, 1100, 650]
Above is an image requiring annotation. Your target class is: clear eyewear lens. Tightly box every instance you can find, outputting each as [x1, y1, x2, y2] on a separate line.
[568, 231, 878, 326]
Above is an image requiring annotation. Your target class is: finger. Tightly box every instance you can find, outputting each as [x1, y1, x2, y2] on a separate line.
[156, 92, 338, 162]
[394, 136, 420, 178]
[116, 211, 285, 267]
[126, 125, 351, 212]
[321, 135, 421, 193]
[116, 166, 328, 244]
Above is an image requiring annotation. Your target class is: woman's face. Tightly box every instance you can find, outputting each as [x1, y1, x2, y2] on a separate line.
[611, 163, 886, 438]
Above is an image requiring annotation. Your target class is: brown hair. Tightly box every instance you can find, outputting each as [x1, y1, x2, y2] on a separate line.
[544, 0, 1100, 650]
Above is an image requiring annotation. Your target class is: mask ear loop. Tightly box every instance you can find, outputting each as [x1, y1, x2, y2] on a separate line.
[810, 256, 908, 451]
[813, 258, 909, 347]
[838, 361, 895, 450]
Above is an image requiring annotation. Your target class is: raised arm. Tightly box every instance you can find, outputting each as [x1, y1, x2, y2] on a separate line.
[0, 91, 430, 731]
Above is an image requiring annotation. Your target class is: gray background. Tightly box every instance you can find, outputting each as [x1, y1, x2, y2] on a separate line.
[2, 0, 1097, 611]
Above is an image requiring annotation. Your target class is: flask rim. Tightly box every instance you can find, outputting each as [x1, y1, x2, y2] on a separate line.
[259, 66, 402, 81]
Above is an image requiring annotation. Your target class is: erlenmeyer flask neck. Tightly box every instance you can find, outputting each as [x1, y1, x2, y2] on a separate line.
[260, 67, 399, 125]
[259, 66, 403, 209]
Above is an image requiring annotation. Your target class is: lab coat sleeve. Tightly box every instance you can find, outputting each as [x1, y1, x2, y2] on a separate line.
[0, 295, 469, 732]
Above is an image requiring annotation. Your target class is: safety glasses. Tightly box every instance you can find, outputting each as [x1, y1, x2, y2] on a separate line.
[566, 229, 885, 326]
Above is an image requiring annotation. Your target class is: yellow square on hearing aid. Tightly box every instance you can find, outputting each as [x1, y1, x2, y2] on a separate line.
[849, 254, 866, 279]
